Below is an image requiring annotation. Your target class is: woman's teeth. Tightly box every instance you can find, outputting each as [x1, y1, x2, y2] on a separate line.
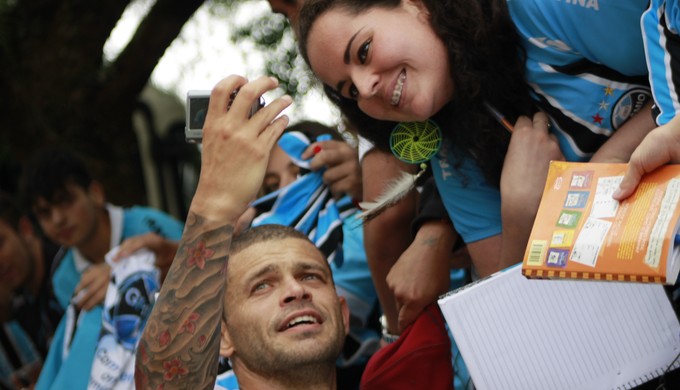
[391, 70, 406, 106]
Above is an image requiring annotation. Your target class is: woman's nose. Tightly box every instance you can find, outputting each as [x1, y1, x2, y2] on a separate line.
[353, 68, 380, 99]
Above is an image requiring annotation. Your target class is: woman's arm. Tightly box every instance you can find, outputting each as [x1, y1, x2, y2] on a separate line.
[499, 112, 564, 270]
[361, 149, 418, 336]
[591, 101, 655, 163]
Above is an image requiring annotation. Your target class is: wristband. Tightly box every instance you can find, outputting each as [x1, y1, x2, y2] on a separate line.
[379, 314, 400, 344]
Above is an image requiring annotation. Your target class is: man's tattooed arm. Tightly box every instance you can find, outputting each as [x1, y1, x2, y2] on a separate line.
[135, 212, 233, 390]
[133, 74, 292, 389]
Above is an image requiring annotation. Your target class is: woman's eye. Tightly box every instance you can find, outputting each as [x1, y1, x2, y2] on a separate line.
[263, 183, 278, 194]
[358, 39, 371, 64]
[263, 178, 280, 194]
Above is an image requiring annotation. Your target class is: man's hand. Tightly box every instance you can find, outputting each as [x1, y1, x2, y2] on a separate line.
[301, 139, 362, 200]
[73, 263, 111, 311]
[191, 75, 292, 224]
[113, 233, 179, 283]
[614, 116, 680, 200]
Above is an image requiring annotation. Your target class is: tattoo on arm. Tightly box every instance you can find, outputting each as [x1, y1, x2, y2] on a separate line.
[421, 236, 439, 247]
[135, 212, 234, 390]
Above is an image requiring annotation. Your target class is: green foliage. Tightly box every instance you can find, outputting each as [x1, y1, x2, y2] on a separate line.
[231, 11, 317, 99]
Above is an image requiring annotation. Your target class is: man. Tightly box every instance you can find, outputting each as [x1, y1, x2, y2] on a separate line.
[0, 191, 62, 357]
[216, 224, 349, 390]
[239, 122, 380, 389]
[0, 191, 63, 388]
[19, 146, 184, 390]
[134, 75, 351, 389]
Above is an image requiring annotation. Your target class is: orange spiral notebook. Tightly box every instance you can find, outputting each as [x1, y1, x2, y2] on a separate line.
[522, 161, 680, 284]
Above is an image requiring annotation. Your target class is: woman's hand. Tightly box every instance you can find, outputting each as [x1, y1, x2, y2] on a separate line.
[301, 139, 362, 200]
[387, 219, 455, 332]
[614, 115, 680, 200]
[500, 112, 564, 268]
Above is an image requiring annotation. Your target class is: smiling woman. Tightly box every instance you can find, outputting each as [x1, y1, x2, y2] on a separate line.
[305, 1, 452, 123]
[297, 0, 655, 280]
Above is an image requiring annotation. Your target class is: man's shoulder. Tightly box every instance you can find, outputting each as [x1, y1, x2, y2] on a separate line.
[122, 205, 183, 238]
[123, 205, 173, 220]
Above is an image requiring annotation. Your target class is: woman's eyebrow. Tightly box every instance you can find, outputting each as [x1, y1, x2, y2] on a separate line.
[336, 28, 365, 93]
[343, 28, 363, 65]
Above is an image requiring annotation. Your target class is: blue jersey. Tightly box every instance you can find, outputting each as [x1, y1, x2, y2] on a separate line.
[431, 142, 503, 244]
[434, 0, 652, 244]
[642, 0, 680, 125]
[215, 370, 239, 390]
[509, 0, 651, 161]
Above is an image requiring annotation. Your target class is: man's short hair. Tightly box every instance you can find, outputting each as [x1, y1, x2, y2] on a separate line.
[19, 146, 93, 209]
[224, 224, 331, 320]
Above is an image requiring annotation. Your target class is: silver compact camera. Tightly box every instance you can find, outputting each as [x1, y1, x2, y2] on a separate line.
[185, 89, 265, 143]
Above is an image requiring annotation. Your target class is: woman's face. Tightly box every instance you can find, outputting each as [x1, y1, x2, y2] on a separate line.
[306, 0, 453, 122]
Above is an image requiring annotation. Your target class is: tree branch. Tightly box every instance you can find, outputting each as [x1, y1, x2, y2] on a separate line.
[100, 0, 206, 108]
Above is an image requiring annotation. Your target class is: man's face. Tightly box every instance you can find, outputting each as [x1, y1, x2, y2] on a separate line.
[32, 182, 104, 248]
[0, 220, 33, 291]
[267, 0, 302, 31]
[222, 237, 349, 372]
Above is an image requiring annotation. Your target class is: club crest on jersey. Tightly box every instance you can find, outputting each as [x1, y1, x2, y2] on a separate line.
[611, 87, 651, 130]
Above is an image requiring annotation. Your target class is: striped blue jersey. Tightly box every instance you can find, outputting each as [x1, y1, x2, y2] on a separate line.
[508, 0, 651, 161]
[434, 1, 653, 244]
[642, 0, 680, 125]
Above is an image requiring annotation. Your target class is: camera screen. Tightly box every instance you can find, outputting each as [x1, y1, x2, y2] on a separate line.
[189, 97, 210, 130]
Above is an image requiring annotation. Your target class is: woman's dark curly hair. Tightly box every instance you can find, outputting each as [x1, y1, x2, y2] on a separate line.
[298, 0, 535, 186]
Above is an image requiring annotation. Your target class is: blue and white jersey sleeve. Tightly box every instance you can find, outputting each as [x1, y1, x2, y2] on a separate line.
[508, 0, 651, 161]
[215, 370, 239, 390]
[642, 0, 680, 125]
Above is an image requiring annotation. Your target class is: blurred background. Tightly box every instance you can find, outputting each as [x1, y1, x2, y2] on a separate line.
[0, 0, 338, 220]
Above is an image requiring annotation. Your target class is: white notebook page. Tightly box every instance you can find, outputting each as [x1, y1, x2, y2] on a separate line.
[438, 266, 680, 390]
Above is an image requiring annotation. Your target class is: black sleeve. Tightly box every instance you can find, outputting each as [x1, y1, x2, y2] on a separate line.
[411, 176, 450, 237]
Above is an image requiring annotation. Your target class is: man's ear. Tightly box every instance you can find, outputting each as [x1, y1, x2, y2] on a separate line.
[88, 181, 106, 207]
[219, 320, 235, 358]
[338, 296, 350, 336]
